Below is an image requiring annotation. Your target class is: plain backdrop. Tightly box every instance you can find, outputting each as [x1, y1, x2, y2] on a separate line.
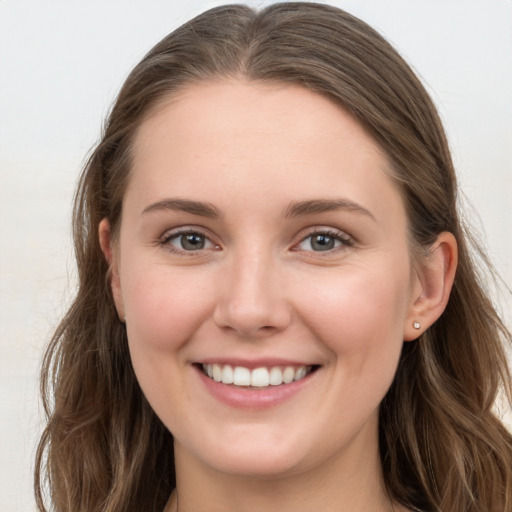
[1, 1, 511, 510]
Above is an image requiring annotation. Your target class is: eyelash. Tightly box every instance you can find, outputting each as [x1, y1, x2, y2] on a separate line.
[294, 228, 354, 254]
[159, 227, 354, 255]
[160, 228, 217, 254]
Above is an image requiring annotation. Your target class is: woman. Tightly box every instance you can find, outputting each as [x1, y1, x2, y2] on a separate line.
[35, 3, 512, 511]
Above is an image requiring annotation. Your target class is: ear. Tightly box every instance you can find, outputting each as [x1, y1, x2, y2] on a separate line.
[99, 218, 125, 322]
[404, 231, 458, 341]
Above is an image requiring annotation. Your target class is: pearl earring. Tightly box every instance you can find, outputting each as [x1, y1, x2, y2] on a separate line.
[413, 321, 421, 330]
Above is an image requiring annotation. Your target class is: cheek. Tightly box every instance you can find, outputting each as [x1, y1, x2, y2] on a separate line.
[294, 261, 410, 368]
[304, 258, 408, 311]
[122, 261, 215, 355]
[296, 266, 409, 431]
[120, 262, 215, 428]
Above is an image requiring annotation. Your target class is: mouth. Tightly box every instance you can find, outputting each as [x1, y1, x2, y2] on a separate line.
[198, 363, 319, 388]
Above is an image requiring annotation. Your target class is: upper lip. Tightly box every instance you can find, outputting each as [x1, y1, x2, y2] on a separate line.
[194, 358, 319, 369]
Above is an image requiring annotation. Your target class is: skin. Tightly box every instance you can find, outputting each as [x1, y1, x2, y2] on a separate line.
[100, 80, 457, 512]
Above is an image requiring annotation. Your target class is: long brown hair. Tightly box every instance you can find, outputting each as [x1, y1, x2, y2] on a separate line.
[35, 3, 512, 511]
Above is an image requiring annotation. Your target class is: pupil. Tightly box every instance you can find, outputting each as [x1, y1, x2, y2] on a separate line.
[182, 234, 204, 250]
[312, 234, 334, 251]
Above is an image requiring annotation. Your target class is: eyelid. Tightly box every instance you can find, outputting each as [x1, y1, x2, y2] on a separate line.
[159, 226, 219, 253]
[292, 227, 354, 252]
[157, 225, 353, 255]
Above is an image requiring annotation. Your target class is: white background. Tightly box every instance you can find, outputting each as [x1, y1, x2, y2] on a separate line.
[1, 1, 511, 510]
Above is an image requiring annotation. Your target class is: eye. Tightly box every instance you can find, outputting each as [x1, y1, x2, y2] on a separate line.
[163, 230, 216, 252]
[296, 230, 352, 252]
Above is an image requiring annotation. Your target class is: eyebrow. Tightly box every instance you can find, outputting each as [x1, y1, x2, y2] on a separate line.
[141, 198, 222, 218]
[141, 197, 375, 221]
[283, 199, 375, 220]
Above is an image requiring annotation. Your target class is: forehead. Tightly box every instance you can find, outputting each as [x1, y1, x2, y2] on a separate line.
[134, 79, 385, 161]
[127, 80, 405, 225]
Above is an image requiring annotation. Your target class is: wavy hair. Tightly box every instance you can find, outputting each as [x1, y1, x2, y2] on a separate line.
[35, 3, 512, 511]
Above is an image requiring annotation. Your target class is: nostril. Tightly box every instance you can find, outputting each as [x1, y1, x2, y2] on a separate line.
[218, 323, 277, 338]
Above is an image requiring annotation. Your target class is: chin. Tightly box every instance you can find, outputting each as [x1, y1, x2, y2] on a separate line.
[206, 451, 302, 479]
[183, 431, 309, 479]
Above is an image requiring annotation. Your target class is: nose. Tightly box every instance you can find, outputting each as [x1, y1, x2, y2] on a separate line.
[213, 249, 292, 339]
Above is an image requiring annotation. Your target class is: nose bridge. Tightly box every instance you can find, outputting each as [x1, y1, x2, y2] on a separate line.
[214, 241, 290, 337]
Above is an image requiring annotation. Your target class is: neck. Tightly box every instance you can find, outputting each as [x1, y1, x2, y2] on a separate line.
[167, 432, 399, 512]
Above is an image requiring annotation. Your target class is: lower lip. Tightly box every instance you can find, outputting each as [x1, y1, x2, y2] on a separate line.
[195, 366, 317, 410]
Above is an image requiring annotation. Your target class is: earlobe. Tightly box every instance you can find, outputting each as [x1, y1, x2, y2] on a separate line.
[404, 232, 458, 341]
[99, 218, 125, 322]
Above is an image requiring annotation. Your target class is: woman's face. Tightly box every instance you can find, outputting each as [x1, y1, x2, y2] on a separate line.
[108, 80, 424, 478]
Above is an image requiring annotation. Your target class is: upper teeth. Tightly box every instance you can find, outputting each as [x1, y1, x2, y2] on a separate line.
[202, 364, 312, 387]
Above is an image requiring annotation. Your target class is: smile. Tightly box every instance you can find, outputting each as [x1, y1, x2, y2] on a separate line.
[201, 363, 315, 388]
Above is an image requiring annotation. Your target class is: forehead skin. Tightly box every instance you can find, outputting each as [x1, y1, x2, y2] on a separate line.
[127, 80, 406, 243]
